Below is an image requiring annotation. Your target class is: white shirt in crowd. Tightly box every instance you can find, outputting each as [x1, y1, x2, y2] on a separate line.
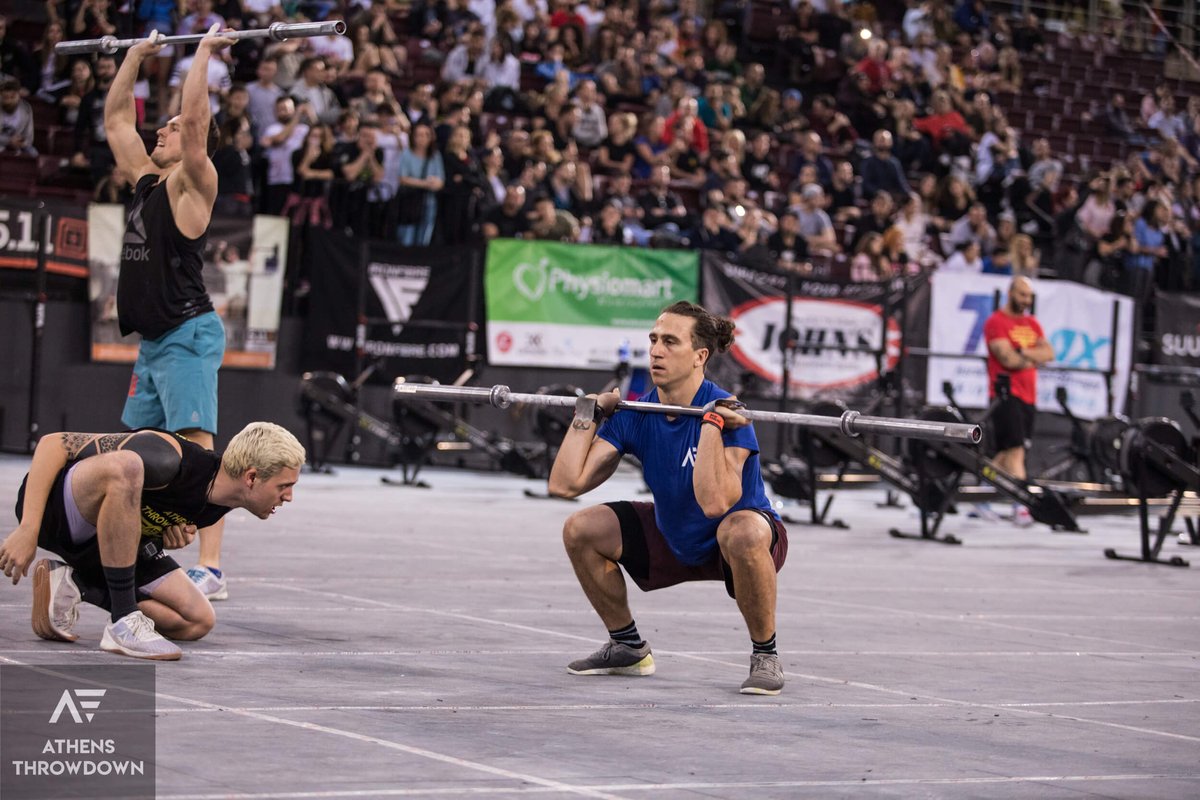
[940, 250, 983, 273]
[572, 103, 609, 148]
[261, 121, 309, 186]
[169, 55, 232, 115]
[481, 54, 520, 91]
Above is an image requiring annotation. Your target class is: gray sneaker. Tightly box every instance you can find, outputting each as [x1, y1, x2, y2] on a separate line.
[100, 611, 182, 661]
[567, 639, 655, 676]
[740, 653, 784, 695]
[32, 559, 81, 643]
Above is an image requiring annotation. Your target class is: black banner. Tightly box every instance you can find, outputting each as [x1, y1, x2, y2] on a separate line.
[1153, 290, 1200, 367]
[0, 196, 90, 300]
[301, 228, 481, 385]
[701, 252, 908, 404]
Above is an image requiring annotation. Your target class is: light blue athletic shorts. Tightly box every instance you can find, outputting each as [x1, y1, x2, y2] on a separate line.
[121, 311, 225, 434]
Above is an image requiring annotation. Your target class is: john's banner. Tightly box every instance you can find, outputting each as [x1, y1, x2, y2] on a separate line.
[0, 195, 90, 299]
[88, 205, 289, 368]
[485, 239, 698, 369]
[701, 253, 904, 401]
[300, 229, 479, 385]
[1153, 290, 1200, 367]
[926, 272, 1134, 419]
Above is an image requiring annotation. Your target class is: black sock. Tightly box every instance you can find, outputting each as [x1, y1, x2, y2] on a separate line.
[102, 565, 138, 623]
[608, 621, 644, 648]
[752, 633, 777, 656]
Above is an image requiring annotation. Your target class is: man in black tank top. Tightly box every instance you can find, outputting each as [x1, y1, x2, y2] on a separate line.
[0, 423, 304, 660]
[106, 25, 238, 604]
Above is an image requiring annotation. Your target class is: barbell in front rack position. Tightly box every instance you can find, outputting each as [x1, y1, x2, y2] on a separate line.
[393, 382, 983, 444]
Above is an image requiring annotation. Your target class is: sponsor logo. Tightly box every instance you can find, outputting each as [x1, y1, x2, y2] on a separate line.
[681, 446, 697, 467]
[728, 297, 900, 392]
[1160, 333, 1200, 359]
[368, 263, 430, 325]
[512, 257, 674, 303]
[49, 689, 106, 724]
[496, 331, 513, 353]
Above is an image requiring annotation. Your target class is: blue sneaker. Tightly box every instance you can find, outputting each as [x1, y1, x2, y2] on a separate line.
[187, 566, 228, 601]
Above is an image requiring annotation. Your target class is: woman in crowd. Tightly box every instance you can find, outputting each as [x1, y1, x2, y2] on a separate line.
[396, 122, 445, 247]
[632, 113, 671, 179]
[285, 124, 336, 228]
[56, 58, 94, 128]
[851, 232, 895, 282]
[34, 20, 70, 103]
[594, 112, 638, 175]
[439, 124, 486, 244]
[213, 117, 256, 218]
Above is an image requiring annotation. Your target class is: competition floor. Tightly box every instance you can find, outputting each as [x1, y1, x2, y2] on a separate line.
[1, 454, 1198, 799]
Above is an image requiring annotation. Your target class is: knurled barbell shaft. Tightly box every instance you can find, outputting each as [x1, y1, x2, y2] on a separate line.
[393, 383, 983, 444]
[55, 20, 347, 56]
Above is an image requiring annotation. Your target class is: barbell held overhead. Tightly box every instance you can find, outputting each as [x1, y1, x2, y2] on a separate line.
[54, 20, 348, 56]
[393, 382, 984, 444]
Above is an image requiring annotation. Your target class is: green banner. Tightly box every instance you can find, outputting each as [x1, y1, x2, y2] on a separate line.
[485, 240, 698, 368]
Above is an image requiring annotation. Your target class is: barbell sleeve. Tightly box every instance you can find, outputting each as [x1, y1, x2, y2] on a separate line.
[55, 20, 347, 55]
[393, 383, 983, 444]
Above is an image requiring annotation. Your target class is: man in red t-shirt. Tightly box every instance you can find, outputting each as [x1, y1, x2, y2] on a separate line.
[983, 278, 1055, 520]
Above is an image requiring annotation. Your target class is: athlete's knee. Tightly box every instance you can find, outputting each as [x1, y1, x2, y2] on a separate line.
[562, 507, 615, 555]
[96, 451, 145, 498]
[717, 514, 771, 561]
[167, 601, 215, 641]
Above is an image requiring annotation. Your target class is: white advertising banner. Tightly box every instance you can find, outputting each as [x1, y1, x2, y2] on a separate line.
[926, 273, 1134, 420]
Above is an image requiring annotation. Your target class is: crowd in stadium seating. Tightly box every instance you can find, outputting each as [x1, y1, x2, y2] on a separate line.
[1, 0, 1199, 313]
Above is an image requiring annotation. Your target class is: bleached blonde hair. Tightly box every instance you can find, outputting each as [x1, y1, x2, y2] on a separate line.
[221, 422, 306, 480]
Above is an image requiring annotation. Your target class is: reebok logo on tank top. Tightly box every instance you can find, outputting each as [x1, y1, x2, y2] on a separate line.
[122, 193, 151, 263]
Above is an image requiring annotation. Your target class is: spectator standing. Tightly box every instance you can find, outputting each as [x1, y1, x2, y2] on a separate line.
[261, 96, 313, 215]
[394, 122, 445, 246]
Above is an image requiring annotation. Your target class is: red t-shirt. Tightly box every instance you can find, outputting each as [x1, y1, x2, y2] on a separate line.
[913, 111, 970, 145]
[984, 310, 1044, 404]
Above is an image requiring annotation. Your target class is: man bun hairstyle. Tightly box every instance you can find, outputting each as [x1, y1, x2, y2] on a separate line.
[662, 300, 736, 365]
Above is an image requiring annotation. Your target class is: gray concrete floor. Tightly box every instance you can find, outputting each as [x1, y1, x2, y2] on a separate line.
[1, 453, 1198, 799]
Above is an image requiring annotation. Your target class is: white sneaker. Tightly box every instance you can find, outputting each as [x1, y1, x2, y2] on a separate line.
[1013, 506, 1034, 528]
[100, 611, 182, 661]
[187, 566, 228, 600]
[32, 559, 81, 642]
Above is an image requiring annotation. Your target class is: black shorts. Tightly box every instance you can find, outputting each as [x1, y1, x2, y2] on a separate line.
[991, 396, 1037, 452]
[17, 468, 181, 610]
[604, 501, 788, 600]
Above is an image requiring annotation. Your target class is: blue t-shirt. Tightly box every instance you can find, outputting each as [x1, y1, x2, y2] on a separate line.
[598, 379, 778, 566]
[1126, 217, 1163, 272]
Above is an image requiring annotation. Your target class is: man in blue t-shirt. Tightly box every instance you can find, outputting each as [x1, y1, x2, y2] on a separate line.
[548, 301, 789, 695]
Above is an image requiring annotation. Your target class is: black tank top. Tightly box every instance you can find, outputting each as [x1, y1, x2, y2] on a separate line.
[117, 174, 214, 340]
[15, 431, 232, 545]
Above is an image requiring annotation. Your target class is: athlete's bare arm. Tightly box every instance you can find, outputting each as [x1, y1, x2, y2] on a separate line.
[104, 34, 164, 183]
[0, 431, 182, 584]
[169, 24, 238, 239]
